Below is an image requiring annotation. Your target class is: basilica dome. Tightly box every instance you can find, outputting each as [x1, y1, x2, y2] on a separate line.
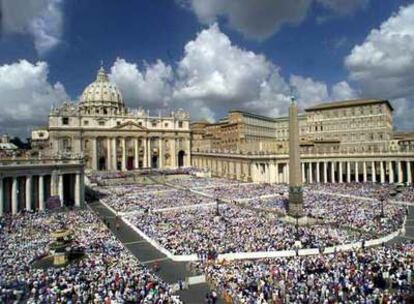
[79, 65, 125, 114]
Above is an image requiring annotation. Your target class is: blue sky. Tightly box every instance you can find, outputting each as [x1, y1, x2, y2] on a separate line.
[0, 0, 414, 137]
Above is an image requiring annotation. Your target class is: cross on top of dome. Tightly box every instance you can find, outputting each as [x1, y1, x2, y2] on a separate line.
[96, 61, 108, 82]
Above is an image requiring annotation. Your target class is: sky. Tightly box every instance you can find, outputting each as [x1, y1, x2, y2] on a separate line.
[0, 0, 413, 137]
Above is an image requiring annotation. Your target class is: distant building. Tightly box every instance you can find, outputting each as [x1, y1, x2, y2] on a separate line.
[0, 134, 18, 152]
[192, 99, 414, 184]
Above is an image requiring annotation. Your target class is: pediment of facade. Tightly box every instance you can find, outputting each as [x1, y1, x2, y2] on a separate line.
[113, 121, 147, 130]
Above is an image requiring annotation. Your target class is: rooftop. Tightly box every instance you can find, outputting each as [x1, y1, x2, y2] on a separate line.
[305, 99, 393, 112]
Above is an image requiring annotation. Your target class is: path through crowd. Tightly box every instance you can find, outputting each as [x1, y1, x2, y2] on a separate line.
[89, 201, 222, 304]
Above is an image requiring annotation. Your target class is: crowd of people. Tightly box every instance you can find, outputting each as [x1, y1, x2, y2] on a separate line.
[99, 185, 213, 213]
[202, 183, 287, 200]
[192, 241, 414, 303]
[308, 182, 414, 202]
[125, 204, 367, 255]
[0, 209, 182, 303]
[165, 176, 240, 190]
[244, 192, 406, 236]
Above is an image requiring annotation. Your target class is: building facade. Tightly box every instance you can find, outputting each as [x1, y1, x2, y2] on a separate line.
[32, 66, 192, 171]
[192, 99, 414, 184]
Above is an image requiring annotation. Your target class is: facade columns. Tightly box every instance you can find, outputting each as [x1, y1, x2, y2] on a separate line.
[355, 162, 359, 183]
[106, 138, 112, 170]
[301, 162, 305, 183]
[397, 161, 403, 183]
[75, 173, 81, 207]
[39, 175, 45, 211]
[0, 178, 3, 216]
[339, 161, 343, 183]
[346, 161, 351, 183]
[159, 137, 164, 168]
[25, 176, 32, 211]
[111, 138, 117, 170]
[380, 161, 385, 183]
[363, 162, 367, 183]
[372, 161, 376, 183]
[388, 161, 394, 183]
[91, 137, 98, 170]
[316, 162, 320, 183]
[331, 161, 336, 183]
[147, 138, 152, 168]
[12, 177, 18, 215]
[58, 174, 64, 207]
[323, 162, 328, 183]
[407, 161, 412, 184]
[171, 138, 177, 168]
[143, 138, 148, 168]
[121, 137, 127, 171]
[134, 138, 139, 169]
[308, 163, 313, 184]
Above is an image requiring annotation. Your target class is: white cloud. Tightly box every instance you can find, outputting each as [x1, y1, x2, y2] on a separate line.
[179, 0, 370, 39]
[317, 0, 369, 15]
[180, 0, 312, 39]
[108, 58, 174, 109]
[331, 81, 358, 100]
[0, 60, 68, 136]
[109, 23, 356, 121]
[345, 4, 414, 129]
[1, 0, 63, 55]
[289, 75, 329, 107]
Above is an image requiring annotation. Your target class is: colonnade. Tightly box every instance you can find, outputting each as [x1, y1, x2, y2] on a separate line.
[88, 136, 190, 171]
[192, 154, 414, 184]
[0, 172, 84, 216]
[301, 159, 413, 184]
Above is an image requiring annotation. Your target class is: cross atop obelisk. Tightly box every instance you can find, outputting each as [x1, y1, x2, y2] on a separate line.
[288, 96, 304, 217]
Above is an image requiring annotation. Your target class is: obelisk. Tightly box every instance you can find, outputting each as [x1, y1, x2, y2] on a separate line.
[288, 97, 303, 217]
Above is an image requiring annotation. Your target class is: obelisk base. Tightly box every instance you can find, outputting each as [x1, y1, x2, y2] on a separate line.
[288, 186, 304, 217]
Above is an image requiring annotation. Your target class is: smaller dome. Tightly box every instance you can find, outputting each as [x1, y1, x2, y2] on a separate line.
[79, 65, 124, 109]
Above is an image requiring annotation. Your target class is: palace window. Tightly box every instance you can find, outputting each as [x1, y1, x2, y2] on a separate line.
[83, 120, 89, 125]
[99, 121, 105, 126]
[178, 121, 183, 128]
[62, 117, 69, 125]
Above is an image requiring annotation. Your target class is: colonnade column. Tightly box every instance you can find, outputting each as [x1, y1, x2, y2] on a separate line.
[331, 161, 336, 183]
[58, 174, 64, 207]
[316, 162, 320, 183]
[171, 138, 177, 168]
[111, 138, 117, 170]
[0, 178, 3, 216]
[363, 162, 367, 183]
[75, 173, 81, 207]
[121, 137, 127, 171]
[355, 162, 359, 183]
[389, 161, 394, 183]
[339, 162, 343, 183]
[346, 161, 351, 183]
[301, 162, 305, 183]
[106, 138, 112, 170]
[397, 161, 403, 183]
[308, 163, 313, 183]
[26, 176, 32, 211]
[134, 138, 139, 169]
[323, 162, 328, 183]
[143, 138, 148, 168]
[380, 161, 385, 183]
[407, 161, 412, 184]
[91, 137, 98, 170]
[39, 175, 45, 211]
[159, 137, 164, 169]
[372, 161, 376, 183]
[12, 177, 18, 215]
[147, 138, 152, 168]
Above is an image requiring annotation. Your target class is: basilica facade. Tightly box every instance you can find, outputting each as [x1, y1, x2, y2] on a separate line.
[32, 66, 191, 171]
